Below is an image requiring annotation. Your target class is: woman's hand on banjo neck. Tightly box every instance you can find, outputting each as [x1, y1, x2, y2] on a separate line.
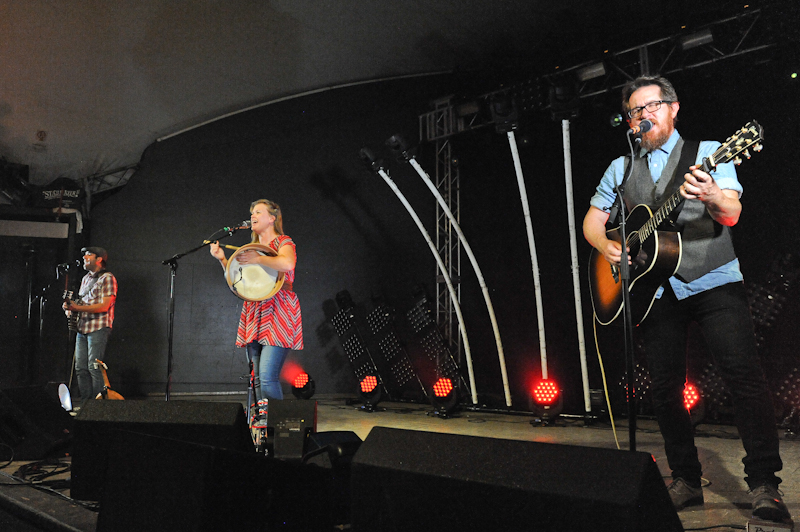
[209, 241, 227, 269]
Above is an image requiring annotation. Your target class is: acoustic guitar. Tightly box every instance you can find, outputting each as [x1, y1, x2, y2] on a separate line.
[63, 290, 80, 332]
[588, 121, 764, 326]
[94, 360, 124, 400]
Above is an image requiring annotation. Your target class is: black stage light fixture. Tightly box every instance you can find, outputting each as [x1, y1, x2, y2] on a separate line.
[430, 377, 459, 418]
[489, 93, 519, 133]
[292, 372, 316, 400]
[530, 379, 563, 426]
[358, 373, 382, 412]
[548, 78, 581, 120]
[386, 134, 414, 162]
[359, 147, 386, 174]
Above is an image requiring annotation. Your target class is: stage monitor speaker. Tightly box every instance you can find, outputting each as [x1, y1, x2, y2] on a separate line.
[98, 430, 346, 532]
[350, 427, 683, 532]
[97, 430, 268, 532]
[71, 400, 253, 501]
[266, 399, 317, 460]
[0, 386, 73, 461]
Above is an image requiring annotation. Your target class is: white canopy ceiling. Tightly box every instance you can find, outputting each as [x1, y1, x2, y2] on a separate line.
[0, 1, 788, 191]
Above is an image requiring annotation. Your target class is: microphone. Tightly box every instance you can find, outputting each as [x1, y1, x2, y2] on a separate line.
[222, 221, 251, 231]
[628, 119, 653, 140]
[57, 260, 82, 269]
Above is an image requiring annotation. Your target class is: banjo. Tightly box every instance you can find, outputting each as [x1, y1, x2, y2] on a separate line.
[224, 242, 285, 302]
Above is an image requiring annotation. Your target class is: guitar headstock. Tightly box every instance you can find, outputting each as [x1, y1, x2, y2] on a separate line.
[710, 120, 764, 168]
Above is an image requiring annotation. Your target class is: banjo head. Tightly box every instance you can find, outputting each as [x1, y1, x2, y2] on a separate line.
[225, 243, 285, 302]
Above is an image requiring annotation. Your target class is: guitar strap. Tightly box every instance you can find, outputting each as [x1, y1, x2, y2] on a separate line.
[662, 139, 699, 228]
[609, 138, 699, 227]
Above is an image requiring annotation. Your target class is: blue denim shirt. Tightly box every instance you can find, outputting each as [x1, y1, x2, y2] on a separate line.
[590, 129, 744, 300]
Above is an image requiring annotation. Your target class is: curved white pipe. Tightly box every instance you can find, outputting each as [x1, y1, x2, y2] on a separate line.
[377, 168, 478, 404]
[408, 158, 511, 407]
[561, 119, 591, 413]
[506, 131, 548, 379]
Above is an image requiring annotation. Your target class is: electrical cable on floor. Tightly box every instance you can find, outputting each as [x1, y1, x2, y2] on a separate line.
[682, 525, 745, 531]
[593, 315, 622, 450]
[0, 443, 13, 469]
[0, 468, 100, 512]
[13, 458, 70, 483]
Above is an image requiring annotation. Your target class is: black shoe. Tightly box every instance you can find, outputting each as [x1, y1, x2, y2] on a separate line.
[667, 478, 704, 510]
[750, 484, 791, 522]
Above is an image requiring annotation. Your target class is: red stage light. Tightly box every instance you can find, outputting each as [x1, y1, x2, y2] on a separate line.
[430, 377, 458, 418]
[684, 383, 700, 410]
[530, 379, 563, 426]
[294, 372, 309, 388]
[358, 374, 382, 412]
[360, 375, 378, 394]
[433, 377, 454, 398]
[532, 379, 559, 405]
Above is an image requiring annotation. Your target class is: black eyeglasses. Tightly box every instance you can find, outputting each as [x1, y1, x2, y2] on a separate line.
[627, 100, 673, 119]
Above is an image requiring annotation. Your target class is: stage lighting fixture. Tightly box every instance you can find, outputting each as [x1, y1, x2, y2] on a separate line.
[548, 80, 580, 120]
[489, 93, 518, 133]
[530, 379, 563, 425]
[358, 373, 382, 412]
[609, 113, 624, 128]
[576, 62, 606, 82]
[58, 383, 73, 412]
[359, 147, 386, 174]
[386, 134, 414, 162]
[680, 28, 713, 51]
[430, 377, 459, 418]
[292, 372, 316, 400]
[684, 382, 706, 426]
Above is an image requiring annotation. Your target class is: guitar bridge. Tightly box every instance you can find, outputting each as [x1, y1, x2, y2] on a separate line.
[611, 264, 619, 283]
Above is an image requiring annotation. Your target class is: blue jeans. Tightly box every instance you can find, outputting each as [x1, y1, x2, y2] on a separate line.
[75, 327, 112, 405]
[640, 282, 782, 488]
[246, 342, 289, 401]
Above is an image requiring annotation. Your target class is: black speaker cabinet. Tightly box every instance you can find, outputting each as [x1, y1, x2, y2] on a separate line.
[0, 386, 73, 461]
[350, 427, 683, 532]
[97, 430, 269, 532]
[71, 400, 253, 501]
[98, 430, 347, 531]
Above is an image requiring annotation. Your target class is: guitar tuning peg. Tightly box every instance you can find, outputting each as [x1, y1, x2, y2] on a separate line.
[733, 156, 743, 165]
[753, 143, 763, 152]
[743, 149, 752, 159]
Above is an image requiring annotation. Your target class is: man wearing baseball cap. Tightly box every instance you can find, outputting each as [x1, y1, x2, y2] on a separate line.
[63, 246, 118, 408]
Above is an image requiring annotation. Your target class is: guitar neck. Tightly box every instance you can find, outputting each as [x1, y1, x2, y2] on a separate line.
[637, 148, 722, 240]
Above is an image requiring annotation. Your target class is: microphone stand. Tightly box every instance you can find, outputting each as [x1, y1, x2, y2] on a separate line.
[161, 226, 245, 401]
[612, 133, 641, 451]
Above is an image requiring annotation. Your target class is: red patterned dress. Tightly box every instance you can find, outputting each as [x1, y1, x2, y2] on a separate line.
[234, 235, 303, 350]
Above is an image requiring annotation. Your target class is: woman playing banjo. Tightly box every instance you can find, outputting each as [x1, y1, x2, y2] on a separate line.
[209, 199, 303, 427]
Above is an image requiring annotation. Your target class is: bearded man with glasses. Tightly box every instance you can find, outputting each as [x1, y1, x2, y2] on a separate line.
[582, 75, 789, 522]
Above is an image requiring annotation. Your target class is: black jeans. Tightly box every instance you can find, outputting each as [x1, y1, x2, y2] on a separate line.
[640, 281, 782, 488]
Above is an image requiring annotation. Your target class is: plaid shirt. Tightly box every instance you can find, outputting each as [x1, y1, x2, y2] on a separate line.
[77, 270, 117, 334]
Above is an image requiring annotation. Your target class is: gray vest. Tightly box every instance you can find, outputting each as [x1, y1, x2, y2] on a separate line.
[623, 138, 736, 283]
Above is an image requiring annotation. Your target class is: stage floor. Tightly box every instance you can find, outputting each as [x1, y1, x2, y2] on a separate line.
[0, 394, 797, 531]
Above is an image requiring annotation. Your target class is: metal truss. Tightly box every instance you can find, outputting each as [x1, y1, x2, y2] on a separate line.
[417, 6, 777, 346]
[546, 7, 777, 103]
[82, 164, 139, 212]
[418, 97, 463, 357]
[421, 7, 777, 135]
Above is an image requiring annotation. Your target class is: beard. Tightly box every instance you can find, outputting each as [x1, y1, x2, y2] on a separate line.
[639, 115, 674, 151]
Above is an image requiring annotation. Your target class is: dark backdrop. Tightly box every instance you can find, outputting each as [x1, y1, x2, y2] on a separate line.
[4, 55, 798, 414]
